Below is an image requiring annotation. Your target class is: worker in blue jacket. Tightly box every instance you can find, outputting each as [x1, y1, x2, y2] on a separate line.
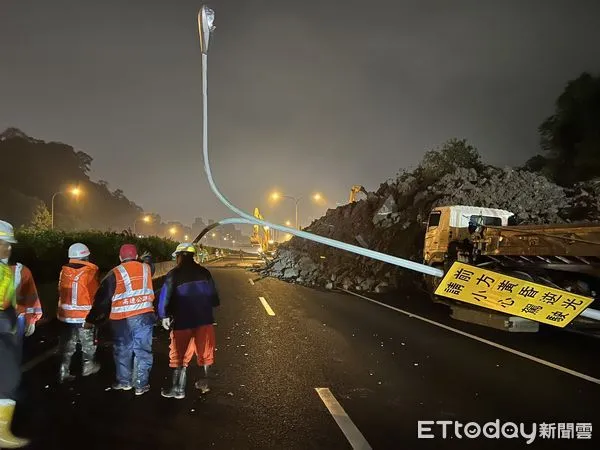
[158, 243, 220, 399]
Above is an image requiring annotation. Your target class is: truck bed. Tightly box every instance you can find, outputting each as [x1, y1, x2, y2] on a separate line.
[477, 223, 600, 258]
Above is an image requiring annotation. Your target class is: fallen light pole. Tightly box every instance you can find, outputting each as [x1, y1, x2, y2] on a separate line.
[195, 6, 600, 324]
[196, 5, 444, 278]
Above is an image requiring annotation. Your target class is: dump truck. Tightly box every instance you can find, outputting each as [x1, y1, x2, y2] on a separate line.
[423, 205, 600, 334]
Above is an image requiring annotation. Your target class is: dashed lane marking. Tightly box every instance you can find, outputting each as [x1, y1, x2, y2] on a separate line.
[248, 278, 255, 285]
[315, 387, 372, 450]
[341, 289, 600, 386]
[258, 296, 275, 316]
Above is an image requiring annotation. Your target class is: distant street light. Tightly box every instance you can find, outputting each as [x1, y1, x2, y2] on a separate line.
[184, 234, 189, 241]
[51, 186, 82, 229]
[169, 226, 177, 237]
[270, 191, 324, 230]
[133, 214, 152, 235]
[270, 192, 300, 230]
[285, 220, 292, 227]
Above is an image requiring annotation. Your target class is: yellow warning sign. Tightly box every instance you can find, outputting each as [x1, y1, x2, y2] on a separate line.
[435, 262, 595, 328]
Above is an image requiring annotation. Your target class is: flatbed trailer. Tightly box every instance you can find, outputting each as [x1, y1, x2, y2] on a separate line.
[423, 206, 600, 333]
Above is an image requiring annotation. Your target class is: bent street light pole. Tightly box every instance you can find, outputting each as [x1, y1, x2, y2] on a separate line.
[196, 6, 443, 278]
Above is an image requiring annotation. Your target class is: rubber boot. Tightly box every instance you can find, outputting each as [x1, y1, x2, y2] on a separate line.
[59, 363, 75, 383]
[161, 367, 185, 399]
[82, 360, 101, 377]
[0, 400, 30, 448]
[177, 366, 187, 399]
[194, 364, 210, 394]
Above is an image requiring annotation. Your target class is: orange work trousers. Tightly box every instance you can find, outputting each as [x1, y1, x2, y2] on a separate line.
[169, 325, 215, 368]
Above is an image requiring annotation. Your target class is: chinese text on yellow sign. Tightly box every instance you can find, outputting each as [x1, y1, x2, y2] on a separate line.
[435, 262, 594, 328]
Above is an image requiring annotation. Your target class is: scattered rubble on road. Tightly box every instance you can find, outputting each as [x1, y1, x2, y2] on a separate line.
[258, 161, 600, 293]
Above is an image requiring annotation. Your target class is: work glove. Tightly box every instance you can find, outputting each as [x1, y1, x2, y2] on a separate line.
[140, 251, 151, 261]
[161, 318, 172, 331]
[25, 322, 36, 337]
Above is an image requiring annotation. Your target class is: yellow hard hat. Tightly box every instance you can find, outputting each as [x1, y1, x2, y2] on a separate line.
[175, 242, 197, 254]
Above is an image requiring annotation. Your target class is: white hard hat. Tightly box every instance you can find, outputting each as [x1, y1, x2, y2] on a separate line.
[0, 220, 17, 244]
[68, 243, 90, 259]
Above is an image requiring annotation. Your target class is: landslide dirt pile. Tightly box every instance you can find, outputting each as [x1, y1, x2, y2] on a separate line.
[261, 164, 600, 293]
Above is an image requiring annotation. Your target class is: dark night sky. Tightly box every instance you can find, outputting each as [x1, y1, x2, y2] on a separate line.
[2, 1, 600, 228]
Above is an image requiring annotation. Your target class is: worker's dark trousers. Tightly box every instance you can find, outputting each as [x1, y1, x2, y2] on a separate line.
[0, 308, 20, 399]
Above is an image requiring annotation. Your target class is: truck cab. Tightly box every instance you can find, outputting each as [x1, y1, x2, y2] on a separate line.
[423, 205, 515, 266]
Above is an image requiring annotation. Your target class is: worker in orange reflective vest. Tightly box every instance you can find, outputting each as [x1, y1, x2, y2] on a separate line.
[57, 243, 101, 383]
[86, 244, 156, 396]
[0, 220, 29, 448]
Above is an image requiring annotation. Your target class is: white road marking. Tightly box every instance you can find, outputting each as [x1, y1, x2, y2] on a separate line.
[22, 346, 58, 372]
[341, 289, 600, 386]
[315, 388, 372, 450]
[248, 278, 255, 286]
[258, 296, 275, 316]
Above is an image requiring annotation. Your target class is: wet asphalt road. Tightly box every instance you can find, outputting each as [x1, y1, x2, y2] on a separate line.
[13, 258, 600, 449]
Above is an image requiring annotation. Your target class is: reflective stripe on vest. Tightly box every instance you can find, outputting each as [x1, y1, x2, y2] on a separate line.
[61, 317, 86, 324]
[58, 262, 98, 324]
[112, 264, 154, 301]
[110, 262, 154, 318]
[59, 270, 91, 312]
[13, 263, 22, 290]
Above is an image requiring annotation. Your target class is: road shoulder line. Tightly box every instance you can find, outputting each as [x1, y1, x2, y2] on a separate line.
[341, 289, 600, 386]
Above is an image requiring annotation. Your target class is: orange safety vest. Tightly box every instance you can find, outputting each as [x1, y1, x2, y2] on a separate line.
[109, 261, 155, 320]
[58, 260, 100, 324]
[12, 263, 43, 324]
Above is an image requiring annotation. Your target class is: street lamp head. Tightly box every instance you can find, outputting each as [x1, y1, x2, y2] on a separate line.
[198, 5, 215, 54]
[211, 232, 216, 237]
[184, 235, 189, 241]
[285, 220, 292, 226]
[143, 215, 151, 223]
[169, 227, 177, 235]
[70, 187, 81, 197]
[313, 193, 322, 202]
[270, 192, 280, 201]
